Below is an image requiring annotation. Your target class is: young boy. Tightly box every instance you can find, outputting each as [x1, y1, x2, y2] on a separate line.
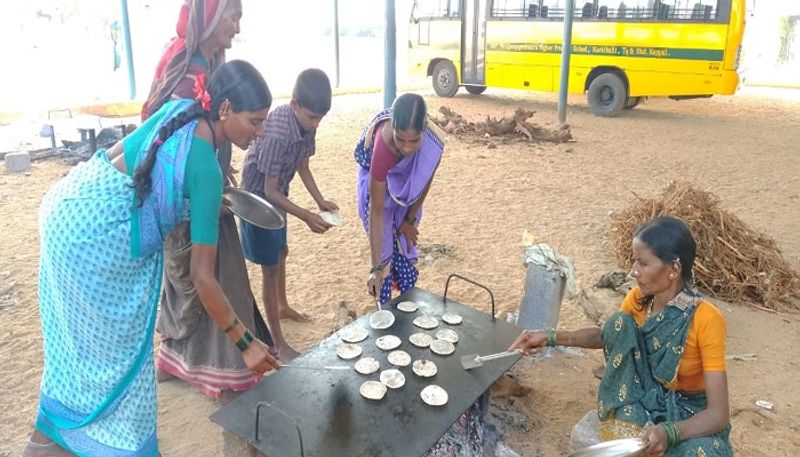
[239, 68, 337, 361]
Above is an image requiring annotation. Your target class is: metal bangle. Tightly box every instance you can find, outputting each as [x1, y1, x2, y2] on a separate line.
[223, 318, 240, 333]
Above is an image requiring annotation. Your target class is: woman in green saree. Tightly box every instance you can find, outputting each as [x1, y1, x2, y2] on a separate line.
[511, 216, 732, 456]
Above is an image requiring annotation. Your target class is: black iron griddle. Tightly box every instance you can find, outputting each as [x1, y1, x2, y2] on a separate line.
[211, 276, 523, 457]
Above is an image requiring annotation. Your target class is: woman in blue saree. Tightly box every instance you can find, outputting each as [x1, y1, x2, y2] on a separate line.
[355, 93, 444, 303]
[24, 60, 279, 457]
[511, 217, 733, 457]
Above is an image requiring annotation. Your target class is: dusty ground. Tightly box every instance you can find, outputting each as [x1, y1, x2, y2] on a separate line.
[1, 88, 799, 456]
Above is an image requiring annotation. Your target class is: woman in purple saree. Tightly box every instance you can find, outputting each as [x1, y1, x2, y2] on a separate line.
[355, 94, 444, 303]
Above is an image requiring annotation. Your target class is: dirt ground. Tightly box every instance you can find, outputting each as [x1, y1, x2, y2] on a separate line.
[1, 88, 799, 457]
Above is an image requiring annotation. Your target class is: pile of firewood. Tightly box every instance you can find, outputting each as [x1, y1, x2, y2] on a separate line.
[431, 106, 572, 143]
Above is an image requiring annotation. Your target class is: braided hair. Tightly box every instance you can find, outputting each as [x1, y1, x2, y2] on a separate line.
[131, 59, 271, 204]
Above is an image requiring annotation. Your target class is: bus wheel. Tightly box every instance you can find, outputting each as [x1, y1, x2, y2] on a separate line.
[587, 73, 627, 117]
[432, 61, 459, 97]
[624, 96, 642, 109]
[465, 85, 486, 95]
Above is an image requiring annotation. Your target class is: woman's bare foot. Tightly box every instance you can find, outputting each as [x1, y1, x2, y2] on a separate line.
[279, 306, 311, 323]
[278, 345, 301, 362]
[592, 363, 605, 380]
[22, 430, 73, 457]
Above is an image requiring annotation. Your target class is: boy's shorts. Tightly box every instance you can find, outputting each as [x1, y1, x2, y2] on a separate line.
[239, 219, 287, 266]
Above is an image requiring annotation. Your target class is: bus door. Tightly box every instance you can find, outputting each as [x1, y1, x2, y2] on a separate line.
[461, 0, 487, 85]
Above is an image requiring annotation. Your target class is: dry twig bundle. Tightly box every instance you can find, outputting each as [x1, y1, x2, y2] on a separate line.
[610, 181, 800, 311]
[432, 106, 572, 143]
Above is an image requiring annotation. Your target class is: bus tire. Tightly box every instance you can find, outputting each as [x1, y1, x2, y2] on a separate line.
[465, 85, 486, 95]
[587, 73, 627, 117]
[624, 96, 642, 109]
[432, 61, 459, 97]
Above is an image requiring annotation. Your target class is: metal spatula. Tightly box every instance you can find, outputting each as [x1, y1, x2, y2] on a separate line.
[280, 364, 351, 372]
[369, 296, 395, 330]
[460, 350, 521, 370]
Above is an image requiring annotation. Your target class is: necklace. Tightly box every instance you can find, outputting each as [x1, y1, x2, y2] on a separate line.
[645, 299, 656, 320]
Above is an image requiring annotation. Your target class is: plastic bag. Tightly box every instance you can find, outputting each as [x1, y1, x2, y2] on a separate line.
[494, 441, 523, 457]
[569, 410, 601, 452]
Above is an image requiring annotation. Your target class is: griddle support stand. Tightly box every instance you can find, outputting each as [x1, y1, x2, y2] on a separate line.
[255, 402, 305, 457]
[443, 274, 496, 320]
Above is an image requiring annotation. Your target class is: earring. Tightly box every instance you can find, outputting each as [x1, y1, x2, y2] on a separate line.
[669, 274, 676, 279]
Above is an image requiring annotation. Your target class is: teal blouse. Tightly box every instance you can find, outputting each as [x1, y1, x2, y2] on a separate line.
[122, 108, 222, 245]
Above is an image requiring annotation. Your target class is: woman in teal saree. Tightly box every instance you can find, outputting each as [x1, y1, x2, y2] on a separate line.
[24, 60, 279, 457]
[511, 216, 733, 456]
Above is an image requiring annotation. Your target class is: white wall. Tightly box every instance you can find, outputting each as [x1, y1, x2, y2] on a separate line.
[740, 0, 800, 86]
[0, 0, 416, 113]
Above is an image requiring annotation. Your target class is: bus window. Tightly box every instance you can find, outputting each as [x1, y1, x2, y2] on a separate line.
[413, 0, 451, 19]
[540, 1, 574, 19]
[597, 0, 721, 21]
[449, 0, 460, 17]
[491, 1, 540, 19]
[657, 0, 721, 21]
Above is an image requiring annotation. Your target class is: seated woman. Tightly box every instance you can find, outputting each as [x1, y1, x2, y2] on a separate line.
[510, 216, 733, 456]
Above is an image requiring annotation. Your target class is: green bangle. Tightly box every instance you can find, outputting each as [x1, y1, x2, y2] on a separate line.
[546, 328, 557, 347]
[236, 329, 254, 352]
[662, 421, 680, 447]
[370, 263, 382, 274]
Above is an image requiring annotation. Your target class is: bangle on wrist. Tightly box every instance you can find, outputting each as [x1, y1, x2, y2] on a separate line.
[223, 318, 239, 333]
[236, 329, 254, 352]
[663, 421, 680, 447]
[546, 328, 557, 347]
[370, 263, 382, 274]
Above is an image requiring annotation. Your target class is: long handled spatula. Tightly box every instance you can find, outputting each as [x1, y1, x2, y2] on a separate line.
[280, 364, 351, 372]
[461, 350, 521, 370]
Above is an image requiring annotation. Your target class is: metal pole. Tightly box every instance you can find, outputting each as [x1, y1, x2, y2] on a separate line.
[120, 0, 136, 99]
[384, 0, 397, 109]
[557, 0, 575, 124]
[333, 0, 341, 88]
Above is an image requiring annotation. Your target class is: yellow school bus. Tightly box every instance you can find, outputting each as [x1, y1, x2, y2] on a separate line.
[409, 0, 746, 116]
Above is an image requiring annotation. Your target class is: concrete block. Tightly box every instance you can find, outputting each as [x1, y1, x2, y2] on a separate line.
[5, 151, 31, 173]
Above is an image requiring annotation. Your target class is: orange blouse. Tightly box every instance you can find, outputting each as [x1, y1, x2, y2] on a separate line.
[620, 287, 727, 391]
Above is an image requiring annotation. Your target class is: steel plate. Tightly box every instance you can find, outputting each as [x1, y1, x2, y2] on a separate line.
[568, 439, 646, 457]
[223, 186, 285, 229]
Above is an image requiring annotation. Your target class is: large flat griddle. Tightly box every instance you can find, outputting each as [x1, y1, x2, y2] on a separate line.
[211, 282, 522, 457]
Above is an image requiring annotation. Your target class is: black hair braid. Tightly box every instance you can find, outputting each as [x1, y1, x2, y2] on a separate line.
[130, 102, 206, 205]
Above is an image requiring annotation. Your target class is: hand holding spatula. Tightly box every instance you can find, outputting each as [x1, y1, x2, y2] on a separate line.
[460, 349, 522, 370]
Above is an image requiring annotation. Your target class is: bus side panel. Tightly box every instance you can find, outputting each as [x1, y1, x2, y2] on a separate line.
[724, 0, 746, 71]
[408, 19, 462, 81]
[627, 70, 728, 96]
[485, 21, 557, 91]
[483, 19, 731, 97]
